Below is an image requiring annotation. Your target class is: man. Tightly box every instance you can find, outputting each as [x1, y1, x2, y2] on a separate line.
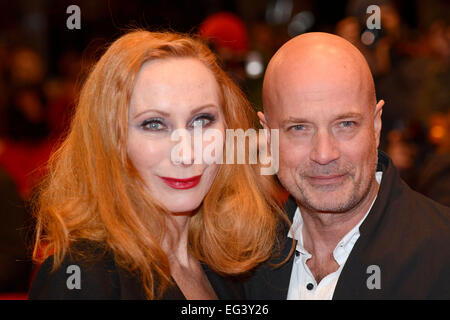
[244, 32, 450, 299]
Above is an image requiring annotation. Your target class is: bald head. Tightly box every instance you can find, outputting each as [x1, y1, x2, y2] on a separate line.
[263, 32, 376, 123]
[259, 32, 385, 216]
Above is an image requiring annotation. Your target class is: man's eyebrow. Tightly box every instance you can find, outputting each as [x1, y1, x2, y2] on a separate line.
[132, 104, 219, 120]
[280, 117, 310, 126]
[334, 112, 363, 120]
[280, 112, 363, 126]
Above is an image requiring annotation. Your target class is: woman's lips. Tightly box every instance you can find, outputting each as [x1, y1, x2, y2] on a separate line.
[159, 175, 202, 190]
[307, 174, 347, 185]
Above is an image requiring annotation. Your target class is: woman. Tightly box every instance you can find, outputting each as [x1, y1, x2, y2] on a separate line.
[28, 30, 287, 300]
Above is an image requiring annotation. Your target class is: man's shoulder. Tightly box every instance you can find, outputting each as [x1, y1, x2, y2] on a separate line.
[391, 181, 450, 235]
[407, 189, 450, 252]
[368, 180, 450, 270]
[375, 151, 450, 246]
[336, 182, 450, 299]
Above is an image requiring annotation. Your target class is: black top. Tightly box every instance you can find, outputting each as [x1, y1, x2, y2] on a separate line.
[28, 240, 244, 300]
[244, 151, 450, 299]
[0, 168, 32, 292]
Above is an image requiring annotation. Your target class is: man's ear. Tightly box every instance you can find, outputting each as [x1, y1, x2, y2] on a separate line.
[257, 111, 271, 147]
[374, 100, 384, 148]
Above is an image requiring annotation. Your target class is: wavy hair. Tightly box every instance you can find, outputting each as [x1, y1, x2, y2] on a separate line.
[32, 30, 288, 299]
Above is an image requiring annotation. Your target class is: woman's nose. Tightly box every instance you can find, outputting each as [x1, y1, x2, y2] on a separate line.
[170, 128, 199, 166]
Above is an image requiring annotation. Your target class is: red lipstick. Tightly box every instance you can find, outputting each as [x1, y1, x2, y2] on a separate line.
[159, 175, 202, 190]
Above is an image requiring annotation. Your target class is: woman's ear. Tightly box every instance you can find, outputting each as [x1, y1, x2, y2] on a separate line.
[257, 111, 268, 129]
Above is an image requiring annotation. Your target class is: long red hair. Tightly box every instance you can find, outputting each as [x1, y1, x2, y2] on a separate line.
[32, 30, 287, 299]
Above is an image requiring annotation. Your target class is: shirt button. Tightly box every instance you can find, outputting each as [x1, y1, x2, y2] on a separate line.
[306, 283, 314, 291]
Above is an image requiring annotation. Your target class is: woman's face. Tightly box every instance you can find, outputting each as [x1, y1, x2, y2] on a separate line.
[127, 57, 225, 214]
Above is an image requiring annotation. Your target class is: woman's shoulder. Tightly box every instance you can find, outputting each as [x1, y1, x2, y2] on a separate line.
[28, 239, 122, 299]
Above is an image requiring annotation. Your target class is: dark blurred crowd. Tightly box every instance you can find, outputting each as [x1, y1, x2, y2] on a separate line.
[0, 0, 448, 296]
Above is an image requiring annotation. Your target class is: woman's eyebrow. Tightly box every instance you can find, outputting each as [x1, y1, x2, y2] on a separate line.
[133, 108, 169, 119]
[189, 104, 219, 115]
[133, 103, 219, 120]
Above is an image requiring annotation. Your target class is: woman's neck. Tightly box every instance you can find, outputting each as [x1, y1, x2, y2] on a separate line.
[161, 213, 218, 300]
[162, 214, 192, 267]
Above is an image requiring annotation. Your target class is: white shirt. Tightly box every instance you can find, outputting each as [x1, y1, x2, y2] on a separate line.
[286, 172, 383, 300]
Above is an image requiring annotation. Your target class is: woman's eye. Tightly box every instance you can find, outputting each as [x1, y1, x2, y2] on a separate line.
[141, 119, 166, 131]
[190, 114, 215, 128]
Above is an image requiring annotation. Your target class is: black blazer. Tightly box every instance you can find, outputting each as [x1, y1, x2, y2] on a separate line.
[244, 151, 450, 299]
[28, 240, 244, 300]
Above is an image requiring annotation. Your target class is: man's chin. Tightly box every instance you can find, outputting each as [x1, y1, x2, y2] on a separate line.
[297, 190, 357, 213]
[303, 201, 352, 213]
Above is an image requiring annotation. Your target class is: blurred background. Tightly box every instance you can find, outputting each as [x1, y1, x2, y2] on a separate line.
[0, 0, 448, 298]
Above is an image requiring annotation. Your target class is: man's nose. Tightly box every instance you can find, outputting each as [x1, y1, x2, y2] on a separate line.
[309, 130, 340, 165]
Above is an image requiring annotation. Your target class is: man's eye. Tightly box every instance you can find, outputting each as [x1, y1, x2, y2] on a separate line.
[340, 121, 356, 128]
[141, 119, 166, 131]
[289, 124, 306, 131]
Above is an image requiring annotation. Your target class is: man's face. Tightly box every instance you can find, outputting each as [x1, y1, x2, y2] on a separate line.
[264, 82, 383, 213]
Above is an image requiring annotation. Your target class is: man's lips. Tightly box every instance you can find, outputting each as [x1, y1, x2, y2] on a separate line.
[306, 174, 347, 185]
[159, 175, 202, 190]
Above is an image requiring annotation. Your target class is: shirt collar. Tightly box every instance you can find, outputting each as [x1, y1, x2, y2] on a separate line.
[288, 171, 383, 265]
